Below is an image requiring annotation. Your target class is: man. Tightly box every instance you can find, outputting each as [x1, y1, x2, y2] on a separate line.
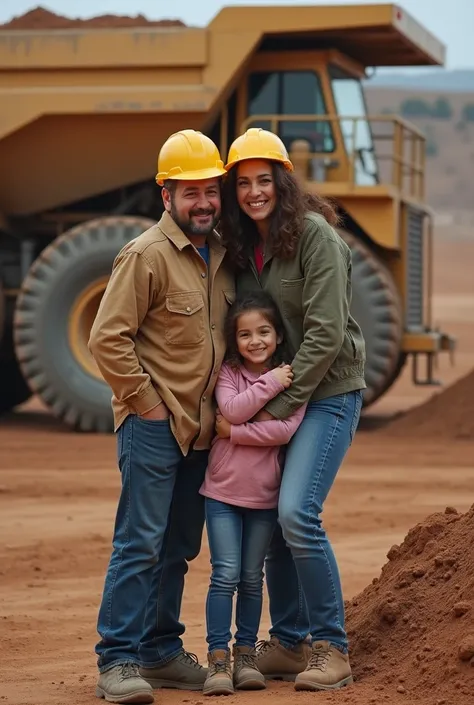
[88, 129, 234, 704]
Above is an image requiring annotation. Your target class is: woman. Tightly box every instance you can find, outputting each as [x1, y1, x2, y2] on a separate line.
[219, 127, 366, 691]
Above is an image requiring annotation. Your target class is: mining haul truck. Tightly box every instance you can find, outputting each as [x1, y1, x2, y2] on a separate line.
[0, 3, 455, 431]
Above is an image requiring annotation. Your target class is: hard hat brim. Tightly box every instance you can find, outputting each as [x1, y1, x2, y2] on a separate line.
[156, 165, 227, 186]
[224, 155, 294, 172]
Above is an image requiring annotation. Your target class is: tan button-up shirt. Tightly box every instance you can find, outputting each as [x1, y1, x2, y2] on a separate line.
[88, 211, 235, 455]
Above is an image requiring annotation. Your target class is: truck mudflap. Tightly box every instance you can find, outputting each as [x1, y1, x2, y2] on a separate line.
[403, 330, 456, 386]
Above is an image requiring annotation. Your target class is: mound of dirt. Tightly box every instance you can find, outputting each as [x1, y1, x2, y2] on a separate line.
[385, 367, 474, 440]
[0, 6, 186, 30]
[346, 504, 474, 702]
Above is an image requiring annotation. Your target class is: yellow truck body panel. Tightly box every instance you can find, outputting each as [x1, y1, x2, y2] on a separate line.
[0, 4, 444, 215]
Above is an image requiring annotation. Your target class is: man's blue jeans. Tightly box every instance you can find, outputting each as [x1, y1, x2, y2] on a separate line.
[265, 391, 363, 653]
[95, 414, 208, 672]
[205, 498, 277, 652]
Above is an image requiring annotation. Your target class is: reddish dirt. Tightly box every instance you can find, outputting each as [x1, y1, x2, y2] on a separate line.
[0, 6, 186, 30]
[346, 504, 474, 701]
[386, 366, 474, 439]
[1, 235, 474, 705]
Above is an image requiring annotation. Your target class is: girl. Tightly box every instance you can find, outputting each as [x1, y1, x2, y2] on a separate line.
[219, 127, 366, 692]
[199, 290, 306, 696]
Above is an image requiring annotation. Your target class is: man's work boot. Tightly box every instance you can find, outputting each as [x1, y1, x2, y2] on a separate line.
[140, 650, 207, 691]
[232, 645, 266, 690]
[202, 649, 234, 696]
[96, 663, 154, 703]
[294, 641, 353, 691]
[256, 636, 310, 681]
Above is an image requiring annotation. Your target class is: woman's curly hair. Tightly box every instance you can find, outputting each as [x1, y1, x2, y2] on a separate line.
[220, 160, 340, 269]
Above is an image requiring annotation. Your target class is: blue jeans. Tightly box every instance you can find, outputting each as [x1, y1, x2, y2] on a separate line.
[265, 391, 363, 653]
[205, 498, 277, 652]
[95, 414, 208, 672]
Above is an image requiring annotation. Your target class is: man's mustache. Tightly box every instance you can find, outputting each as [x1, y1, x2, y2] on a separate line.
[189, 209, 216, 217]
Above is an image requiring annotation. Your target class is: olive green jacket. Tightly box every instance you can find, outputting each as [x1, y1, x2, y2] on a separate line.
[236, 213, 366, 419]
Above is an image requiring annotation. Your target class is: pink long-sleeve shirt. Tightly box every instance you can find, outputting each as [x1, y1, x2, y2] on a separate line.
[199, 362, 306, 509]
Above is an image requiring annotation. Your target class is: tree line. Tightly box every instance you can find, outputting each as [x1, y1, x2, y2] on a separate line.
[396, 98, 474, 122]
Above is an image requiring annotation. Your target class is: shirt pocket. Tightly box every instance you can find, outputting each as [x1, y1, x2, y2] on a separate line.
[165, 291, 205, 346]
[281, 277, 305, 320]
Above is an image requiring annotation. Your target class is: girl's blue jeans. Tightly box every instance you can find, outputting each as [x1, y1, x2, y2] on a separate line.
[205, 497, 277, 651]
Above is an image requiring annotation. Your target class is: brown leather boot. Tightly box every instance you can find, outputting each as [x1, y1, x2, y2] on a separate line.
[256, 636, 310, 681]
[294, 641, 353, 691]
[96, 663, 154, 703]
[140, 650, 207, 691]
[203, 649, 234, 696]
[232, 645, 266, 690]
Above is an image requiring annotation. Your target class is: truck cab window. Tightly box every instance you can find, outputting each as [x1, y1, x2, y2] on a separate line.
[247, 70, 334, 153]
[329, 64, 378, 185]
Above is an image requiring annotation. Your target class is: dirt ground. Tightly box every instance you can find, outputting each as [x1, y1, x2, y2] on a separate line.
[1, 236, 473, 705]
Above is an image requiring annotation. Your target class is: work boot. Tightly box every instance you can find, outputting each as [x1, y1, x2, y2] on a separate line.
[203, 649, 234, 696]
[95, 662, 154, 703]
[232, 645, 266, 690]
[140, 650, 207, 691]
[294, 641, 353, 691]
[256, 636, 310, 681]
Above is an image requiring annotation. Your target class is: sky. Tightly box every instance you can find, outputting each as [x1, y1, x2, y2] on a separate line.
[0, 0, 473, 70]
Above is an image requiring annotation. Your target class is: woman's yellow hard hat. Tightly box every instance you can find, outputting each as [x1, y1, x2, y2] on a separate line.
[225, 128, 294, 171]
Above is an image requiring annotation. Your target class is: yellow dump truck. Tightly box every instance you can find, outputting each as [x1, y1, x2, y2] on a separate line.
[0, 3, 455, 431]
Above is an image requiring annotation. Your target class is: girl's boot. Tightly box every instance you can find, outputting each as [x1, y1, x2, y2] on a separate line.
[232, 645, 266, 690]
[203, 650, 234, 696]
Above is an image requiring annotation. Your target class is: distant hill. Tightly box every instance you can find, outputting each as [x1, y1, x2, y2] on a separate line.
[363, 69, 474, 93]
[363, 87, 474, 211]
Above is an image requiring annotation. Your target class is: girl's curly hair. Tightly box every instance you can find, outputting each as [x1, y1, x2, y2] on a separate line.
[220, 160, 340, 269]
[224, 290, 290, 370]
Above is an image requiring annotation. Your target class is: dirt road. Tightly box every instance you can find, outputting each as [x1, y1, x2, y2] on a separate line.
[1, 237, 473, 705]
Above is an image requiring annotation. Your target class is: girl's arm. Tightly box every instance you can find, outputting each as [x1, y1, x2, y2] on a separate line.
[265, 222, 350, 420]
[215, 364, 284, 424]
[230, 403, 307, 446]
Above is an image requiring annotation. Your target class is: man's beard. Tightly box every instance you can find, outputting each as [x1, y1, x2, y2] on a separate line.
[170, 203, 220, 237]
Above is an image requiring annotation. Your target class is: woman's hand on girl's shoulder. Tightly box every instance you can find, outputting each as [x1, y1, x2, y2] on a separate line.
[271, 364, 294, 389]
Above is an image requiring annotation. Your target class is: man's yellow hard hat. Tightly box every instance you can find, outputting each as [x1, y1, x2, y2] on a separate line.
[225, 128, 294, 171]
[156, 129, 226, 186]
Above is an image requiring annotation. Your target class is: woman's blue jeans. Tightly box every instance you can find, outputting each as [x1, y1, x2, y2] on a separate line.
[205, 498, 277, 652]
[266, 391, 363, 652]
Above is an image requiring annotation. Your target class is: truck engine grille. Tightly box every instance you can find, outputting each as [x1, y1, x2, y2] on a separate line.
[405, 207, 425, 329]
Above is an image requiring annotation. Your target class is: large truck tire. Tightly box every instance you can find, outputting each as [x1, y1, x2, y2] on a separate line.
[13, 216, 155, 432]
[340, 230, 404, 406]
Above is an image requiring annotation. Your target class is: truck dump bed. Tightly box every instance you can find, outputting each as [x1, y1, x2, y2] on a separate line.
[0, 3, 445, 216]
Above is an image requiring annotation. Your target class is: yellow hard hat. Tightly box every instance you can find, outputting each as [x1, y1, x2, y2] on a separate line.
[156, 129, 226, 186]
[225, 128, 294, 172]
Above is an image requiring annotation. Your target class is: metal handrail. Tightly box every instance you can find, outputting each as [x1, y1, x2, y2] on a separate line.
[241, 113, 426, 200]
